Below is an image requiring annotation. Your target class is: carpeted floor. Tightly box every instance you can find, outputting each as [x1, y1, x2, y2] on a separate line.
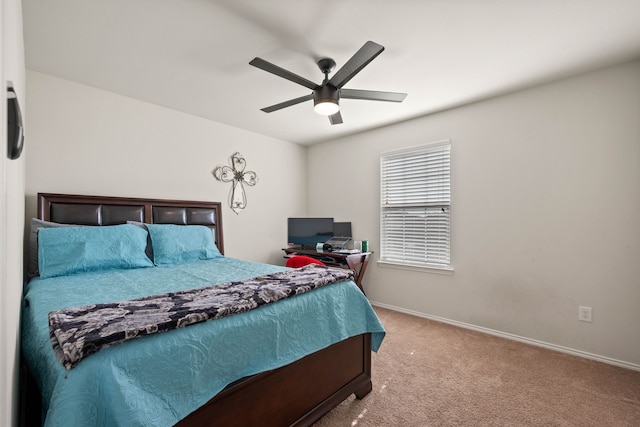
[315, 306, 640, 426]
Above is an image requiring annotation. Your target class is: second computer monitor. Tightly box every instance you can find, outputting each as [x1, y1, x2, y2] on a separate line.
[333, 221, 352, 238]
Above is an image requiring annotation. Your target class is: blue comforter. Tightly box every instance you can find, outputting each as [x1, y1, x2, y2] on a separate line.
[22, 257, 385, 427]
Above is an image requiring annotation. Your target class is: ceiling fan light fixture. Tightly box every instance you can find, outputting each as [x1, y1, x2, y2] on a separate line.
[313, 86, 340, 116]
[314, 100, 339, 115]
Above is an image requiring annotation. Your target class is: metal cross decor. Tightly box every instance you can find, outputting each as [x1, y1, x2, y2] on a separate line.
[212, 152, 258, 214]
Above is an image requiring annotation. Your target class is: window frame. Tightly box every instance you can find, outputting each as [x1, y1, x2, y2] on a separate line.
[378, 140, 453, 274]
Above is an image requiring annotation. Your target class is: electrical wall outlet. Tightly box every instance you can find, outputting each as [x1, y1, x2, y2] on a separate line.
[579, 306, 592, 322]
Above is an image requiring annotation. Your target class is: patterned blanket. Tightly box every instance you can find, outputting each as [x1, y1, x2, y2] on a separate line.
[49, 264, 354, 369]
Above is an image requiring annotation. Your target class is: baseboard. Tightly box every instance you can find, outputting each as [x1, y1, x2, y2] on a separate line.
[370, 301, 640, 372]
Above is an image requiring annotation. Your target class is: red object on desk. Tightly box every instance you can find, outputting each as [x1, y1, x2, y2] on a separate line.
[285, 255, 326, 268]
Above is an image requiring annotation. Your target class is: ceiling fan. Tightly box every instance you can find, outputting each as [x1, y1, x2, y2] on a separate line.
[249, 41, 407, 125]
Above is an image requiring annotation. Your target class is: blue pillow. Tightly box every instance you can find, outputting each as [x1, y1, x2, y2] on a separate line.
[28, 218, 82, 278]
[146, 224, 221, 265]
[38, 224, 153, 279]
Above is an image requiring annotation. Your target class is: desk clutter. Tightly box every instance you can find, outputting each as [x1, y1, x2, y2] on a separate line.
[285, 217, 372, 293]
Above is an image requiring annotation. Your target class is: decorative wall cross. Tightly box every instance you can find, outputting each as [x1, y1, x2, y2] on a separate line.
[212, 152, 258, 214]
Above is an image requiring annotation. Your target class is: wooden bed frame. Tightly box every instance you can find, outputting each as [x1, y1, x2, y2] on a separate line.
[23, 193, 373, 426]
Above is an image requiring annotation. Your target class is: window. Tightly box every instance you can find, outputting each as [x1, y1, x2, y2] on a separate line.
[380, 140, 451, 271]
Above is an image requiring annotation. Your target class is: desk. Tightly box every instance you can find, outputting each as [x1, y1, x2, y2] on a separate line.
[282, 248, 372, 293]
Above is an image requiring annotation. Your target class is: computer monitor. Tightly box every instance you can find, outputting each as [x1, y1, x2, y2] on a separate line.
[333, 221, 352, 238]
[287, 217, 334, 249]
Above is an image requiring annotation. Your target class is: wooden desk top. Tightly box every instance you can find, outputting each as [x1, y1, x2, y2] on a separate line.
[282, 248, 372, 293]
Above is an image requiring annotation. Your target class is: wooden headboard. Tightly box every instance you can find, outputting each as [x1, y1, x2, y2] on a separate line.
[37, 193, 224, 254]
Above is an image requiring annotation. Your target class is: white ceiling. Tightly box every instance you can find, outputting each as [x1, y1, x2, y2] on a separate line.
[22, 0, 640, 145]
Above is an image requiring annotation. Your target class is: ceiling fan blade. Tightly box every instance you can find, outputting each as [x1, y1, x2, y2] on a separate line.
[250, 57, 319, 90]
[329, 111, 343, 125]
[341, 88, 407, 102]
[260, 93, 313, 113]
[328, 41, 385, 89]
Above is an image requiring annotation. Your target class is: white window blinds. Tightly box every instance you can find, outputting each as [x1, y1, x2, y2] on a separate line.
[380, 141, 451, 268]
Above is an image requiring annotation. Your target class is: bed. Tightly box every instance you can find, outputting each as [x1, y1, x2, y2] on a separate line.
[21, 193, 385, 427]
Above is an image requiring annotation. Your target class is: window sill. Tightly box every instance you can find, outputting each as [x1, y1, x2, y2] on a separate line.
[376, 260, 454, 275]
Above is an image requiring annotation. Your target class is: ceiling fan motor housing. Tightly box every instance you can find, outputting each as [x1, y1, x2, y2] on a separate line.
[314, 85, 339, 106]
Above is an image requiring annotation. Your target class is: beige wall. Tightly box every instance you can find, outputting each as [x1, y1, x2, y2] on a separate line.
[1, 0, 26, 425]
[25, 71, 307, 265]
[308, 60, 640, 367]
